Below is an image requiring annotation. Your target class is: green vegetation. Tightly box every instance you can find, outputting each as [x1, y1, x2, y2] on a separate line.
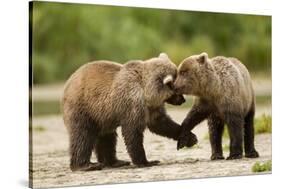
[223, 144, 229, 151]
[254, 114, 272, 134]
[252, 160, 272, 172]
[33, 100, 61, 116]
[256, 95, 271, 105]
[222, 129, 230, 138]
[30, 1, 271, 84]
[33, 125, 46, 132]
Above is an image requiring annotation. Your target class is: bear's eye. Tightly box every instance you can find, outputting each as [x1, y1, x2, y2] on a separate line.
[180, 70, 187, 75]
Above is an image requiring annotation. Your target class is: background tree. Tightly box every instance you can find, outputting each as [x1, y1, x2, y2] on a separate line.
[31, 2, 271, 84]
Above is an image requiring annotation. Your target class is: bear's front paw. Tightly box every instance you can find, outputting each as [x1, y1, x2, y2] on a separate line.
[177, 132, 198, 150]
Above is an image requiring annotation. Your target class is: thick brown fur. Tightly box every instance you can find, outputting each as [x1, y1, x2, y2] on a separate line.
[62, 53, 189, 171]
[174, 52, 259, 160]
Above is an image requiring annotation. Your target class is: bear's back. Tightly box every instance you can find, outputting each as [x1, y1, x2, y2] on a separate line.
[63, 61, 122, 100]
[211, 56, 254, 114]
[62, 61, 123, 127]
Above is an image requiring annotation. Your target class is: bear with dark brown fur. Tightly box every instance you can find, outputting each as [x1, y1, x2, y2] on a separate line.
[174, 52, 259, 160]
[62, 53, 197, 171]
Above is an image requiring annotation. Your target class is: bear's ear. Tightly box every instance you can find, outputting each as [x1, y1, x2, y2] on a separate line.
[197, 52, 208, 64]
[163, 74, 173, 86]
[159, 52, 170, 60]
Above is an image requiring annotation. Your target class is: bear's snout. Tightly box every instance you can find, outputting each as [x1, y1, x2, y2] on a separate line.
[173, 79, 185, 94]
[165, 94, 185, 105]
[174, 86, 183, 94]
[174, 78, 194, 95]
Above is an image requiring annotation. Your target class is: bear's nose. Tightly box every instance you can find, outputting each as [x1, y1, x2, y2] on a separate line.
[174, 86, 182, 94]
[173, 79, 180, 89]
[179, 96, 186, 104]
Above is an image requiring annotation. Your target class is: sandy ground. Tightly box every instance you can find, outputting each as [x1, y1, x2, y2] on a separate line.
[31, 108, 272, 188]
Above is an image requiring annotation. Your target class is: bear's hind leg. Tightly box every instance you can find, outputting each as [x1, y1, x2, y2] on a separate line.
[244, 107, 259, 158]
[95, 131, 130, 168]
[69, 115, 103, 171]
[225, 113, 244, 160]
[207, 114, 225, 160]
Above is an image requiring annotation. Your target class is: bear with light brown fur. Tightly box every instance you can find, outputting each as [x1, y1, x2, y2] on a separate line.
[174, 52, 259, 160]
[62, 53, 197, 171]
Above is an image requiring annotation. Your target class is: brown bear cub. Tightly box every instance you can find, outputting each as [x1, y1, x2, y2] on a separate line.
[62, 53, 197, 171]
[174, 52, 259, 160]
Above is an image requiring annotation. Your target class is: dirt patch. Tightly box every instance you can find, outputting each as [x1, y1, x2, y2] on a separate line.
[30, 109, 272, 188]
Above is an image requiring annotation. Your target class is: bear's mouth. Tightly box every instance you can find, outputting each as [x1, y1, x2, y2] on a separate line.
[165, 94, 186, 106]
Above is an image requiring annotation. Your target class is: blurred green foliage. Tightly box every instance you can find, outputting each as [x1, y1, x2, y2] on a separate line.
[33, 100, 61, 116]
[252, 160, 272, 172]
[31, 2, 271, 84]
[33, 125, 46, 132]
[254, 114, 272, 134]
